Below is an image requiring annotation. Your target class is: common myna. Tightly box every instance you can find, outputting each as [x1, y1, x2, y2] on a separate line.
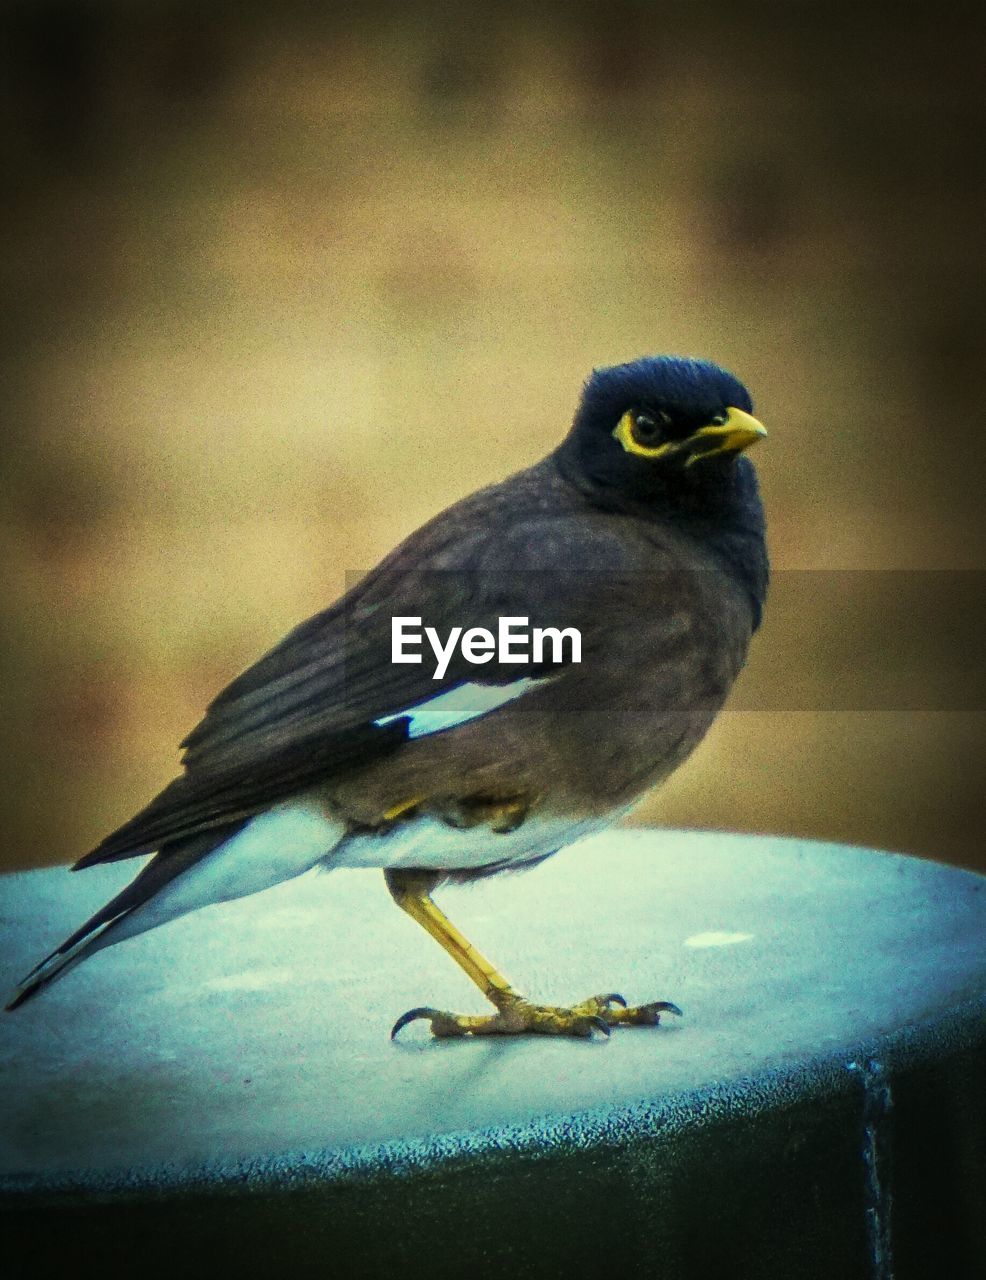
[7, 355, 768, 1038]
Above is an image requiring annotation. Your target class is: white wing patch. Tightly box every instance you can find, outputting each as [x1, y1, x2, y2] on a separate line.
[374, 678, 545, 741]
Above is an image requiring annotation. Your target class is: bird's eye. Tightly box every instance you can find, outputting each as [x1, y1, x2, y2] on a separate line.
[710, 412, 728, 426]
[631, 409, 671, 447]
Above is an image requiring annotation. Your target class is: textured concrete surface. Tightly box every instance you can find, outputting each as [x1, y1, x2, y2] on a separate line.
[1, 830, 984, 1278]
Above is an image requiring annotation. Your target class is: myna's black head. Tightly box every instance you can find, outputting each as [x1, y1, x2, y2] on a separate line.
[556, 355, 767, 516]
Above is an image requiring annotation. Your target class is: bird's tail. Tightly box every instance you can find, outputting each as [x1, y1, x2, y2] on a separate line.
[5, 827, 236, 1012]
[5, 926, 116, 1011]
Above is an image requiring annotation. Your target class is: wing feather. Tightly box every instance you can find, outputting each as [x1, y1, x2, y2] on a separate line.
[78, 479, 677, 868]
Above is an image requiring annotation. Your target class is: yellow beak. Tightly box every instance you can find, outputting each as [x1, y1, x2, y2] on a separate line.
[683, 406, 767, 466]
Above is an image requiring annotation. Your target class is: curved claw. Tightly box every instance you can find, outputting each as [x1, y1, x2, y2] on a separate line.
[587, 1015, 611, 1038]
[598, 992, 627, 1009]
[627, 999, 683, 1026]
[656, 1001, 684, 1018]
[390, 1006, 440, 1040]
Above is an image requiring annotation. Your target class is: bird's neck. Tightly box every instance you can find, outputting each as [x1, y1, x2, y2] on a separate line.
[551, 448, 769, 629]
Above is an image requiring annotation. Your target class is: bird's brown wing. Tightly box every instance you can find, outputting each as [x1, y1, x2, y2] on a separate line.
[76, 503, 621, 867]
[76, 443, 736, 870]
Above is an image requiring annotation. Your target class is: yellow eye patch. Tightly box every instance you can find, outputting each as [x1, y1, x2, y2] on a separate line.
[613, 407, 767, 463]
[612, 410, 677, 459]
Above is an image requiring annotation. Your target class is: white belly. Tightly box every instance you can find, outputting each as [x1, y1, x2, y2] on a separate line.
[90, 797, 620, 959]
[331, 809, 618, 873]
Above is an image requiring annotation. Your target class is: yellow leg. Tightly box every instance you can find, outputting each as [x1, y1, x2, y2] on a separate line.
[384, 869, 682, 1040]
[385, 870, 519, 1005]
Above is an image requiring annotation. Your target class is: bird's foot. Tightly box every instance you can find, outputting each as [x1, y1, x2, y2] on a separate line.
[391, 991, 682, 1040]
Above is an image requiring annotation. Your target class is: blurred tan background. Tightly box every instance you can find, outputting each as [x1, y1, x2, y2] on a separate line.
[1, 1, 983, 875]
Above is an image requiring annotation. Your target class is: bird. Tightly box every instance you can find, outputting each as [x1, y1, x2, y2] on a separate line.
[6, 354, 768, 1038]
